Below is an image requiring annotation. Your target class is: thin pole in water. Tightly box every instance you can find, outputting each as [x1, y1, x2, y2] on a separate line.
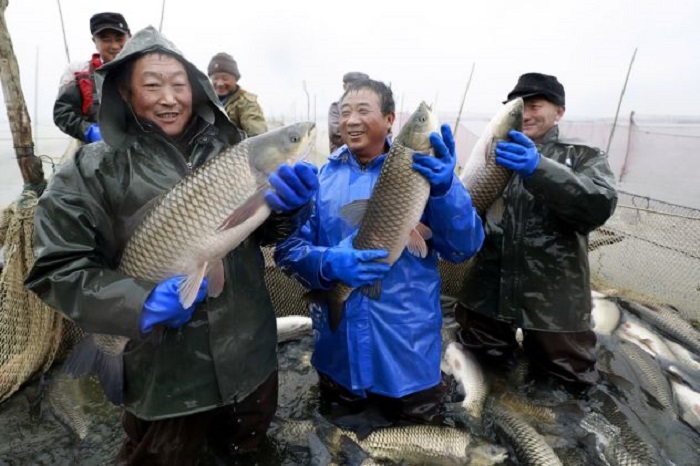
[159, 0, 166, 32]
[55, 0, 70, 62]
[606, 47, 637, 156]
[302, 81, 310, 121]
[453, 62, 475, 138]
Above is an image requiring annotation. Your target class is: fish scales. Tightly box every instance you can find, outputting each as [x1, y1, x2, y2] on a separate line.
[489, 401, 563, 466]
[324, 423, 472, 465]
[120, 140, 259, 281]
[459, 98, 523, 216]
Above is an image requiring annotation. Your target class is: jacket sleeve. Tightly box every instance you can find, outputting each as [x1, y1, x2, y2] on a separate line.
[24, 151, 154, 340]
[327, 102, 342, 152]
[273, 199, 333, 291]
[53, 81, 91, 142]
[239, 97, 268, 137]
[525, 146, 618, 233]
[424, 174, 485, 263]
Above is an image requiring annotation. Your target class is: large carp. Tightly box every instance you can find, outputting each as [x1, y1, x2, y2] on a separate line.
[319, 102, 439, 332]
[63, 122, 316, 405]
[458, 97, 524, 216]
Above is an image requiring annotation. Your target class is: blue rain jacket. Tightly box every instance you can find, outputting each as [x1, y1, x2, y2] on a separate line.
[275, 145, 484, 398]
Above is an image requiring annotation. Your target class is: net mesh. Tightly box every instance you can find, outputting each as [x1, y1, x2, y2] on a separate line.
[0, 190, 83, 402]
[589, 191, 700, 322]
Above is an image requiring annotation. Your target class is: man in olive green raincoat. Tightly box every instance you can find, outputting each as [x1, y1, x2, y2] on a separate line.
[26, 27, 318, 465]
[208, 52, 268, 137]
[456, 73, 618, 386]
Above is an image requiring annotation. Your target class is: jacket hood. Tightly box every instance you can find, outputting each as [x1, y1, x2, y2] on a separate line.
[96, 26, 241, 149]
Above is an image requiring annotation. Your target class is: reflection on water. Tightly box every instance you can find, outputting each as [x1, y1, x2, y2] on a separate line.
[2, 298, 700, 465]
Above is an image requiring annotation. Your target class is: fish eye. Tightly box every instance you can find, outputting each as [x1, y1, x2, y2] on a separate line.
[289, 132, 301, 143]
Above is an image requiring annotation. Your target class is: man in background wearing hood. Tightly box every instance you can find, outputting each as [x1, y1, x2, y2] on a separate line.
[53, 12, 132, 143]
[207, 52, 268, 137]
[27, 27, 318, 465]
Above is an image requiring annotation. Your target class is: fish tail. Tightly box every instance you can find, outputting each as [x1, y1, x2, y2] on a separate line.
[304, 289, 348, 332]
[62, 334, 124, 405]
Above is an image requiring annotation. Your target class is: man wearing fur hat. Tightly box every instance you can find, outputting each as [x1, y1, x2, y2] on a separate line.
[455, 72, 618, 388]
[207, 52, 268, 137]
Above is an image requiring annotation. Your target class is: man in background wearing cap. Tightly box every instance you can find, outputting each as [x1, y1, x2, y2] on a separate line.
[455, 72, 617, 388]
[327, 71, 369, 152]
[53, 12, 131, 144]
[207, 52, 268, 137]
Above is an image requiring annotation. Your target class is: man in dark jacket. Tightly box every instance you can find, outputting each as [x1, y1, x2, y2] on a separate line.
[456, 73, 618, 386]
[26, 27, 318, 465]
[53, 12, 132, 143]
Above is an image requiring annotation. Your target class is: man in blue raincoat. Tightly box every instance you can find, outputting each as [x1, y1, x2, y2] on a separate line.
[275, 79, 484, 424]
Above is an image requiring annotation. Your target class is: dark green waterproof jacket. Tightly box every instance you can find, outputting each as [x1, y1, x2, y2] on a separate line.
[25, 26, 303, 420]
[458, 126, 617, 331]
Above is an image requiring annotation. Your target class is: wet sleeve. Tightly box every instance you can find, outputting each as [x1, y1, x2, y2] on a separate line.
[273, 199, 333, 291]
[425, 174, 485, 263]
[525, 146, 618, 233]
[53, 81, 91, 142]
[24, 153, 154, 341]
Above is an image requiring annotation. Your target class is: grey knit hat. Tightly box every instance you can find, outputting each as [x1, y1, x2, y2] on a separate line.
[207, 52, 241, 79]
[343, 71, 369, 84]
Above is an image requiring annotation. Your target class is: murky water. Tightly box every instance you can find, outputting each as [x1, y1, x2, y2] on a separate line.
[2, 300, 700, 465]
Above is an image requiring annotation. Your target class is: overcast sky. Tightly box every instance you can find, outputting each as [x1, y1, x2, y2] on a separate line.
[2, 0, 700, 127]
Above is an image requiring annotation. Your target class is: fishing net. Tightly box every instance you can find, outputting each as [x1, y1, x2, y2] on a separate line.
[589, 191, 700, 323]
[0, 188, 83, 403]
[262, 246, 309, 317]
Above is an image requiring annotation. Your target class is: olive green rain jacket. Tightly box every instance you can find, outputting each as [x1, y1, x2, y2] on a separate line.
[458, 126, 617, 332]
[25, 26, 302, 420]
[222, 86, 268, 137]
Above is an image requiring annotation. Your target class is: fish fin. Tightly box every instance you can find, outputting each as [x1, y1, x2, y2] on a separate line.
[339, 199, 369, 228]
[206, 260, 226, 298]
[217, 190, 267, 231]
[339, 435, 371, 466]
[334, 406, 392, 440]
[307, 431, 334, 466]
[415, 221, 432, 240]
[304, 289, 347, 332]
[406, 228, 429, 258]
[179, 264, 208, 308]
[313, 413, 341, 450]
[62, 334, 125, 405]
[359, 281, 382, 300]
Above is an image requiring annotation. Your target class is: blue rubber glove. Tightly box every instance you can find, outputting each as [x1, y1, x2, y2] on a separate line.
[320, 234, 391, 288]
[84, 123, 103, 143]
[412, 123, 456, 197]
[495, 130, 540, 178]
[140, 276, 208, 333]
[265, 162, 319, 213]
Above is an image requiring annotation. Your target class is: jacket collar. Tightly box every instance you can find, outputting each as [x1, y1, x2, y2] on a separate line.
[328, 136, 392, 169]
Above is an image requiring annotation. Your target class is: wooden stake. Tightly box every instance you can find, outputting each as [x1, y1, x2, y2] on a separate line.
[453, 62, 475, 138]
[606, 47, 637, 156]
[0, 0, 45, 186]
